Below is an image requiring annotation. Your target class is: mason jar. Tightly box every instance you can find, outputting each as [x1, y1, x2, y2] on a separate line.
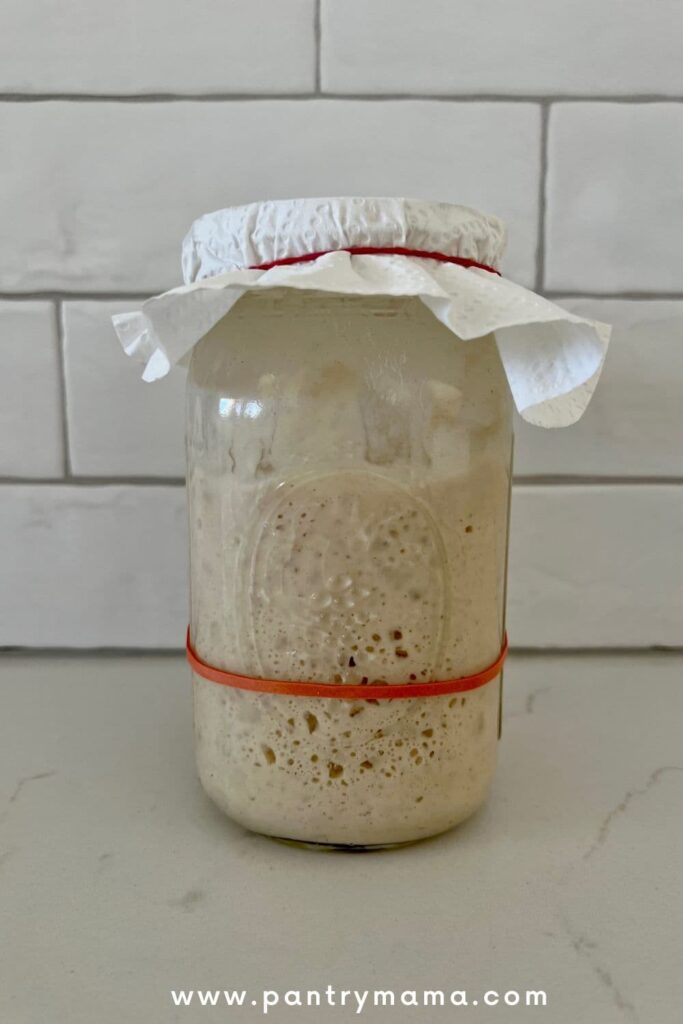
[186, 287, 513, 848]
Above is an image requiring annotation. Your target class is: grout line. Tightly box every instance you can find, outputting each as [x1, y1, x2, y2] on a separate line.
[509, 646, 683, 657]
[0, 292, 154, 302]
[514, 475, 683, 486]
[535, 103, 550, 292]
[0, 475, 681, 488]
[0, 476, 185, 486]
[1, 646, 681, 658]
[314, 0, 322, 93]
[1, 93, 683, 103]
[0, 647, 187, 657]
[55, 301, 71, 477]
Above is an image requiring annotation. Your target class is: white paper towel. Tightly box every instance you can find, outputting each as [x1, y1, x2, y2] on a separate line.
[113, 197, 611, 427]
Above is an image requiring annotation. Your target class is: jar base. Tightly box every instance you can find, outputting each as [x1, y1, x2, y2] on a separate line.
[271, 835, 421, 853]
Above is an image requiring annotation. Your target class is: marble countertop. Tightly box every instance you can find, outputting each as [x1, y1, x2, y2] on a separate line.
[1, 652, 681, 1023]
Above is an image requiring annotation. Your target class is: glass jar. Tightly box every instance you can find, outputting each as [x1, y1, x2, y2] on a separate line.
[187, 288, 513, 848]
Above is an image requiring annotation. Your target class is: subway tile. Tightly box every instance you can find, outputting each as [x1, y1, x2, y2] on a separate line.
[0, 485, 187, 647]
[322, 0, 683, 96]
[545, 103, 683, 292]
[514, 299, 683, 477]
[0, 302, 63, 477]
[0, 0, 315, 93]
[509, 485, 683, 647]
[0, 100, 541, 292]
[63, 302, 185, 476]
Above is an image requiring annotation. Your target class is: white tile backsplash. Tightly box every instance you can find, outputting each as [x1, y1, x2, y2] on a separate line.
[63, 302, 185, 477]
[545, 104, 683, 292]
[0, 485, 187, 647]
[322, 0, 683, 96]
[0, 0, 316, 94]
[509, 486, 683, 647]
[514, 300, 683, 477]
[0, 302, 63, 477]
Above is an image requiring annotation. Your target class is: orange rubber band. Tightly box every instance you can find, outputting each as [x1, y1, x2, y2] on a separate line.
[186, 628, 508, 700]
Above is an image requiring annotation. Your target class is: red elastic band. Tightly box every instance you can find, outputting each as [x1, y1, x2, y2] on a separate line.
[249, 246, 501, 276]
[186, 628, 508, 700]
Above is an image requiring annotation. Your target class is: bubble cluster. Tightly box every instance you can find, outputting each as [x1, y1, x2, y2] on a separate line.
[194, 676, 500, 846]
[246, 473, 446, 686]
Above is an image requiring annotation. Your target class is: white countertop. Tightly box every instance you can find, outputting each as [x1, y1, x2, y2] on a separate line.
[1, 652, 681, 1023]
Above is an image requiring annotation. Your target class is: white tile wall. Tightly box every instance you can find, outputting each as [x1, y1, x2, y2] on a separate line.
[514, 300, 683, 478]
[0, 0, 316, 94]
[509, 486, 683, 648]
[0, 101, 540, 292]
[0, 302, 63, 477]
[0, 486, 187, 647]
[322, 0, 683, 96]
[2, 6, 681, 648]
[545, 104, 683, 292]
[63, 302, 185, 477]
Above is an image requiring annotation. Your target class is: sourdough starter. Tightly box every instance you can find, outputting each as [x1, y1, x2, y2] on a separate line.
[188, 292, 512, 846]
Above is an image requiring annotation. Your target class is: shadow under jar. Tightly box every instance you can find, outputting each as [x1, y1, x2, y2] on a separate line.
[187, 288, 513, 848]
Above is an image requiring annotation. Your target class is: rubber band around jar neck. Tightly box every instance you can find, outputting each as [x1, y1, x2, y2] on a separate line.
[249, 246, 501, 276]
[186, 629, 508, 700]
